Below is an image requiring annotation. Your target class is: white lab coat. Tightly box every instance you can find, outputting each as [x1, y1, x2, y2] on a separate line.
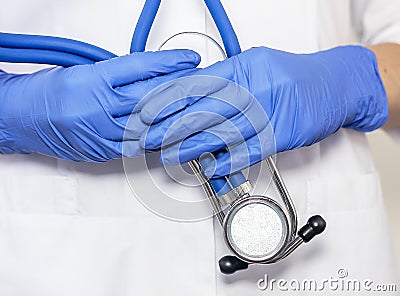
[0, 0, 399, 295]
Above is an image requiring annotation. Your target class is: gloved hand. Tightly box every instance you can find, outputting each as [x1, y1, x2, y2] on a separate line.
[133, 46, 388, 177]
[0, 49, 200, 161]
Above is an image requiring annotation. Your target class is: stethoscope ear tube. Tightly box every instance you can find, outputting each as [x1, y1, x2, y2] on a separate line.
[131, 0, 242, 57]
[203, 0, 241, 57]
[130, 0, 161, 53]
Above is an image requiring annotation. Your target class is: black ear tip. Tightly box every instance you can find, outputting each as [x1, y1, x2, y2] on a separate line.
[298, 215, 327, 243]
[219, 256, 249, 274]
[308, 215, 326, 234]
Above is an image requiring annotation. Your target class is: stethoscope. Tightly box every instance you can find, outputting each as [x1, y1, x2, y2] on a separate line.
[0, 0, 326, 275]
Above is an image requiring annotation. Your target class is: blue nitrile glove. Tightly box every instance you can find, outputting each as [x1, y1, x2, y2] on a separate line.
[133, 46, 388, 177]
[0, 50, 200, 161]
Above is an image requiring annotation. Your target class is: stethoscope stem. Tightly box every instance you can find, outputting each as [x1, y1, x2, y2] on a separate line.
[265, 157, 298, 238]
[189, 160, 225, 225]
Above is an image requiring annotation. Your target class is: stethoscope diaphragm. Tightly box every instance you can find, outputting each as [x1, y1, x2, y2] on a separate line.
[224, 196, 289, 262]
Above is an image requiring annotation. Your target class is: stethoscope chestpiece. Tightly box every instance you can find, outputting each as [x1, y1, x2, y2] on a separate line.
[219, 207, 327, 274]
[223, 196, 289, 264]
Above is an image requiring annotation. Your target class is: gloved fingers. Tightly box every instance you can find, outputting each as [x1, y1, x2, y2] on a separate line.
[141, 95, 267, 150]
[137, 56, 245, 125]
[158, 115, 266, 165]
[138, 57, 258, 125]
[98, 113, 152, 161]
[158, 101, 270, 165]
[109, 68, 197, 117]
[74, 111, 126, 143]
[92, 111, 151, 142]
[137, 75, 231, 125]
[140, 97, 245, 149]
[200, 127, 277, 178]
[115, 112, 149, 141]
[159, 131, 236, 166]
[95, 49, 201, 88]
[100, 118, 145, 159]
[121, 140, 145, 158]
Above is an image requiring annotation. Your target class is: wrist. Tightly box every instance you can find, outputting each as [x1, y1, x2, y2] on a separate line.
[367, 43, 400, 129]
[317, 46, 388, 132]
[344, 46, 388, 131]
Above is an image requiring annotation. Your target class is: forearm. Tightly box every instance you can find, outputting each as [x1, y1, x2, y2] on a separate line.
[367, 43, 400, 129]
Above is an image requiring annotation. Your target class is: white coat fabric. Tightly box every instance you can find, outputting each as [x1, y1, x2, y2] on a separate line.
[0, 0, 399, 295]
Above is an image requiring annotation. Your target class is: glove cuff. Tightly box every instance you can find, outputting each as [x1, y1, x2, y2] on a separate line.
[313, 46, 388, 133]
[341, 46, 388, 131]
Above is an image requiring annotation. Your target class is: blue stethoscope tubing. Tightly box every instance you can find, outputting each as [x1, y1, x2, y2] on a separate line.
[0, 0, 246, 193]
[0, 0, 240, 62]
[0, 32, 116, 66]
[131, 0, 246, 194]
[130, 0, 241, 57]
